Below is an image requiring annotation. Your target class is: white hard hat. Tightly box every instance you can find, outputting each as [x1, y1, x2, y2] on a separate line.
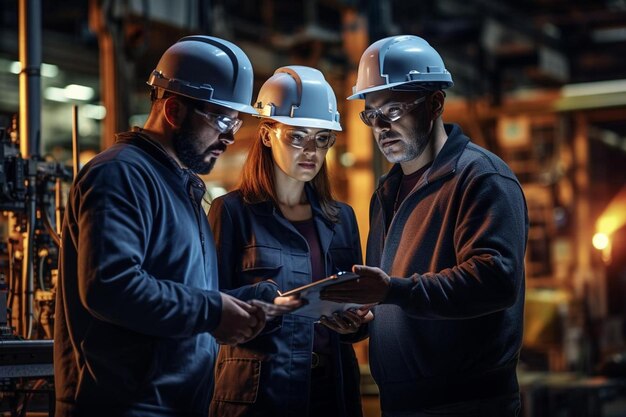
[147, 35, 256, 114]
[348, 35, 453, 100]
[255, 66, 342, 131]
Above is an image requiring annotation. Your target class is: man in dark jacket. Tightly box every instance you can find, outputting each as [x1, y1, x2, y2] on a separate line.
[322, 35, 528, 416]
[54, 36, 271, 417]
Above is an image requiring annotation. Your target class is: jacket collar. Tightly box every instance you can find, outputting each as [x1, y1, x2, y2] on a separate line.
[377, 123, 469, 196]
[116, 127, 184, 176]
[115, 128, 207, 197]
[426, 123, 469, 183]
[247, 183, 334, 228]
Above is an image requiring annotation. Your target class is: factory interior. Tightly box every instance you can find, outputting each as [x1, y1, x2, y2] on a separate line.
[2, 0, 626, 416]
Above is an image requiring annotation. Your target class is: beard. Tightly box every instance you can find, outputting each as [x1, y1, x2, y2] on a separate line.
[172, 114, 226, 174]
[378, 110, 432, 164]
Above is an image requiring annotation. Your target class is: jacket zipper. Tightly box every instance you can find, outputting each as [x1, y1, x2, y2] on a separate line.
[188, 182, 206, 256]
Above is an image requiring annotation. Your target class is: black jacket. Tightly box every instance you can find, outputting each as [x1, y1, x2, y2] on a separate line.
[207, 188, 364, 417]
[54, 130, 223, 417]
[367, 124, 528, 412]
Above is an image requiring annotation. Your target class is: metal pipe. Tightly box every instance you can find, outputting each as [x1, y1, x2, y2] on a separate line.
[72, 105, 80, 178]
[18, 0, 42, 159]
[18, 0, 42, 339]
[55, 178, 63, 235]
[23, 187, 36, 338]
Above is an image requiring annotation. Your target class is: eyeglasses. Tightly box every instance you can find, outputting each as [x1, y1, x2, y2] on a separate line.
[359, 96, 427, 126]
[269, 127, 336, 150]
[194, 108, 243, 135]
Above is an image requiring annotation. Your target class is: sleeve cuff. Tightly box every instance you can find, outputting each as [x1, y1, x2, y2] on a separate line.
[204, 290, 223, 332]
[382, 277, 415, 306]
[254, 280, 280, 302]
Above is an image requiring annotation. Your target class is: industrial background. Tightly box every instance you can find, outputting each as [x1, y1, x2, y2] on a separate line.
[1, 0, 626, 416]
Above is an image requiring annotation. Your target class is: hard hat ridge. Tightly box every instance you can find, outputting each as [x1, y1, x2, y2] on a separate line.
[147, 35, 256, 114]
[255, 65, 342, 131]
[348, 34, 453, 100]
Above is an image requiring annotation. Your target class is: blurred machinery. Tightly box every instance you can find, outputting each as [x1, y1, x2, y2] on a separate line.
[0, 0, 73, 415]
[0, 115, 70, 340]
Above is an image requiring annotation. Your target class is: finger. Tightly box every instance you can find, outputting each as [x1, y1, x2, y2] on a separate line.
[362, 311, 374, 323]
[352, 264, 384, 278]
[235, 298, 257, 312]
[320, 316, 347, 334]
[332, 312, 355, 330]
[358, 303, 377, 312]
[339, 311, 361, 328]
[252, 306, 266, 327]
[319, 316, 338, 331]
[352, 264, 376, 276]
[274, 295, 303, 307]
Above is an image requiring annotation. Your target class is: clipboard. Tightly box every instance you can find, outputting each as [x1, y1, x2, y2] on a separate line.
[278, 271, 363, 320]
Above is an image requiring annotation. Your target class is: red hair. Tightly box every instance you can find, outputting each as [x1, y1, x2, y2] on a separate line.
[239, 120, 339, 222]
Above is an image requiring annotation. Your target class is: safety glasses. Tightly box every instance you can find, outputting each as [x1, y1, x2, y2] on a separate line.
[269, 127, 336, 150]
[359, 96, 427, 126]
[194, 108, 243, 135]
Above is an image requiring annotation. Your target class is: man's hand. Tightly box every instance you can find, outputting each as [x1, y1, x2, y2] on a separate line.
[211, 293, 266, 345]
[320, 265, 391, 304]
[320, 307, 374, 334]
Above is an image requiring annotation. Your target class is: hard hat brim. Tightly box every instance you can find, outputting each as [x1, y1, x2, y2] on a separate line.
[211, 98, 257, 115]
[255, 115, 342, 132]
[347, 80, 453, 100]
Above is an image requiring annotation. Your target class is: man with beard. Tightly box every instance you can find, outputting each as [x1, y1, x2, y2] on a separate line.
[321, 35, 529, 416]
[54, 36, 282, 417]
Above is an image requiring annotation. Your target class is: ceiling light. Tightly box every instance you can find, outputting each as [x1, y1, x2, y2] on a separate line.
[64, 84, 94, 101]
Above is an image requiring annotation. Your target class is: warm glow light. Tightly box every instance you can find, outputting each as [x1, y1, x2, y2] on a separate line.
[595, 186, 626, 236]
[592, 233, 610, 250]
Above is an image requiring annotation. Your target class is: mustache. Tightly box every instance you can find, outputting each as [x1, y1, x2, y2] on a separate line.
[205, 141, 227, 155]
[378, 131, 400, 142]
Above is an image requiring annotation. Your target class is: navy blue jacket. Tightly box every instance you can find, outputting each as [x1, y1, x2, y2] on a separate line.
[367, 124, 528, 413]
[54, 130, 223, 417]
[207, 188, 364, 417]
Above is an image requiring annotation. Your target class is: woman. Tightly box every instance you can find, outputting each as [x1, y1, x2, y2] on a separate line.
[208, 66, 370, 417]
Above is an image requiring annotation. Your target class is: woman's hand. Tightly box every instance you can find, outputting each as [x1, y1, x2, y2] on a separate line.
[319, 306, 374, 334]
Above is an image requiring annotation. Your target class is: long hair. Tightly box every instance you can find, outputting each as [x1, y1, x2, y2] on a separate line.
[239, 120, 340, 223]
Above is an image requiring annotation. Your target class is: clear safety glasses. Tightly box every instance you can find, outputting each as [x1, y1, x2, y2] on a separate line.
[270, 127, 336, 150]
[359, 95, 427, 126]
[194, 108, 243, 135]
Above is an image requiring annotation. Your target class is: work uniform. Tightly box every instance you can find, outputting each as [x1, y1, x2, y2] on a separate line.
[367, 124, 528, 415]
[208, 188, 364, 417]
[55, 130, 223, 417]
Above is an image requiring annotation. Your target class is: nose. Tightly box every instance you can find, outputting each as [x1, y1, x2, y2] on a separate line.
[302, 139, 318, 154]
[219, 132, 235, 146]
[372, 117, 391, 133]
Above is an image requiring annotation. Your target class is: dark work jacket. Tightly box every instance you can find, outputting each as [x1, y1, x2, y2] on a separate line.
[366, 124, 528, 413]
[207, 188, 364, 417]
[54, 130, 223, 417]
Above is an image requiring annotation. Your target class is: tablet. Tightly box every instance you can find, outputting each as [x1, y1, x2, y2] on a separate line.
[278, 271, 363, 320]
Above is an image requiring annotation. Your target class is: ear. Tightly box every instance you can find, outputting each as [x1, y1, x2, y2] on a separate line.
[261, 126, 272, 147]
[162, 96, 188, 129]
[429, 91, 445, 119]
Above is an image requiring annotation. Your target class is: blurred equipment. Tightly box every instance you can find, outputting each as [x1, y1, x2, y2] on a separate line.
[1, 0, 73, 415]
